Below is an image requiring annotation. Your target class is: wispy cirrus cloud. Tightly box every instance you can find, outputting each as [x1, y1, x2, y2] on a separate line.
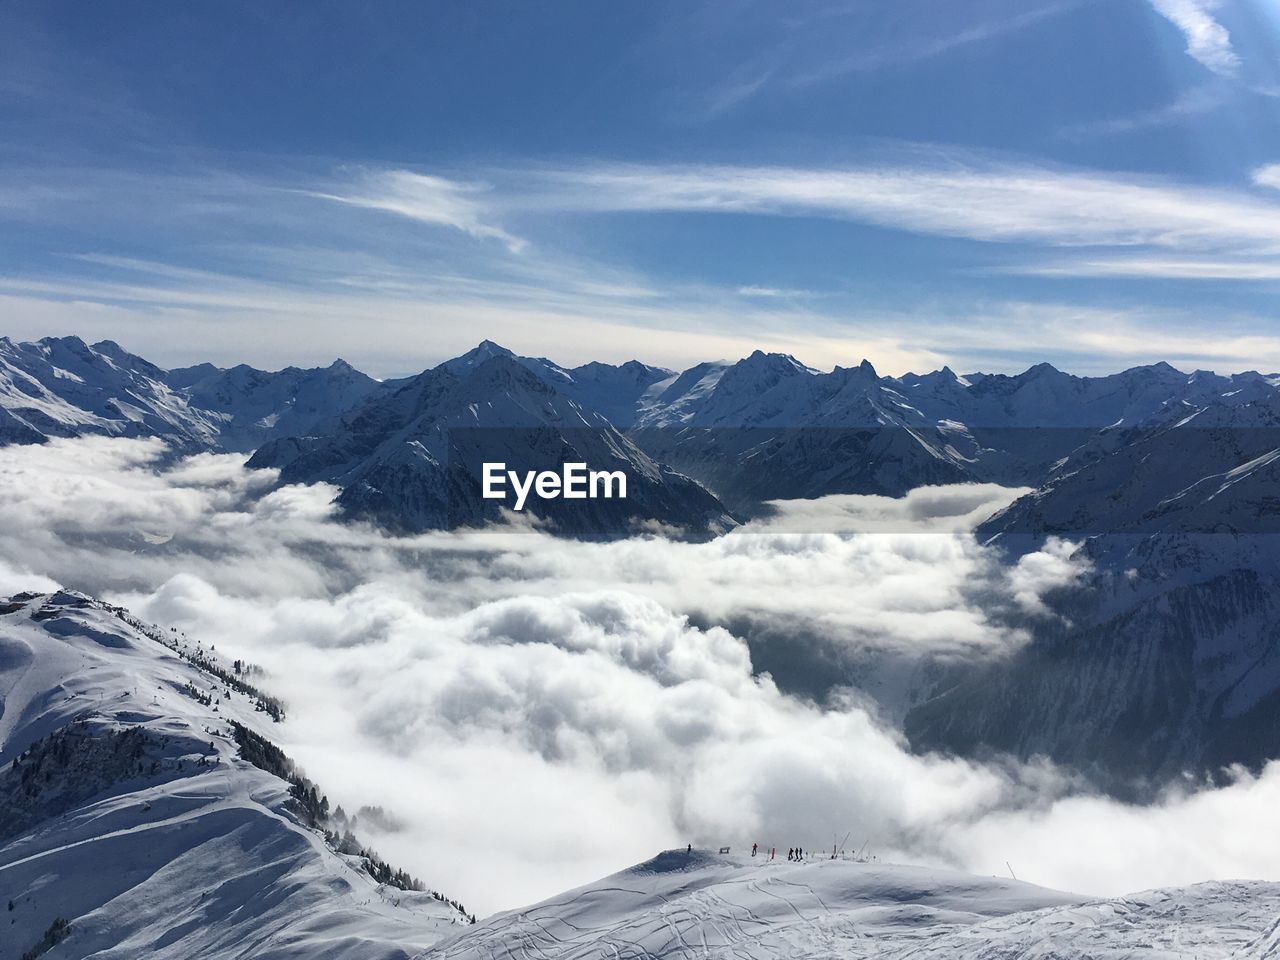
[788, 3, 1075, 87]
[307, 169, 527, 253]
[692, 2, 1076, 115]
[1148, 0, 1241, 76]
[1056, 82, 1229, 140]
[735, 285, 816, 299]
[6, 153, 1280, 376]
[537, 159, 1280, 255]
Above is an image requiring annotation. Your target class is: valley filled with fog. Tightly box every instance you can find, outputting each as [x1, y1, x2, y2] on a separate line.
[4, 436, 1279, 917]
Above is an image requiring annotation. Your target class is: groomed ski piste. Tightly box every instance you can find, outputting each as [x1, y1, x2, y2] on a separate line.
[4, 589, 1280, 959]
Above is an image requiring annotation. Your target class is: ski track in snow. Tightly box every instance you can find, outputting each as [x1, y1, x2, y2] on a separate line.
[423, 850, 1280, 959]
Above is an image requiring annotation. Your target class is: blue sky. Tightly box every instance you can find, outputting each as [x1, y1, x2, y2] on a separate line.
[2, 0, 1280, 376]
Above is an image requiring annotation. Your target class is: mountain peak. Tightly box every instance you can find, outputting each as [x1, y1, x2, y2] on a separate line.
[1021, 361, 1064, 379]
[442, 340, 518, 375]
[738, 350, 811, 374]
[37, 334, 91, 353]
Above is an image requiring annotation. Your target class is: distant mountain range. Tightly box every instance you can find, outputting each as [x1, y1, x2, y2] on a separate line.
[6, 334, 1280, 540]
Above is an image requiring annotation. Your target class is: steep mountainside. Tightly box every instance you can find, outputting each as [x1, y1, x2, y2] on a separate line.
[630, 353, 975, 512]
[905, 568, 1280, 789]
[0, 336, 221, 448]
[0, 590, 472, 960]
[980, 395, 1280, 539]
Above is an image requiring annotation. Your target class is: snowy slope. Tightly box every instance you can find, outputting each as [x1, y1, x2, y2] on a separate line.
[981, 394, 1280, 539]
[0, 336, 221, 448]
[426, 848, 1280, 959]
[0, 591, 471, 960]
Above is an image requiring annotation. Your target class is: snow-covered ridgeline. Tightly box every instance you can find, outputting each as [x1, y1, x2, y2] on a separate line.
[0, 590, 471, 960]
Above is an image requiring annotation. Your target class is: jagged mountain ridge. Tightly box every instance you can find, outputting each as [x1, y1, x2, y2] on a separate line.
[628, 350, 1280, 514]
[8, 332, 1280, 552]
[0, 335, 379, 452]
[248, 344, 734, 537]
[8, 334, 1280, 533]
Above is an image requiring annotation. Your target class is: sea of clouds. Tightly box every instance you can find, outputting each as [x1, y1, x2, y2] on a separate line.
[2, 436, 1279, 915]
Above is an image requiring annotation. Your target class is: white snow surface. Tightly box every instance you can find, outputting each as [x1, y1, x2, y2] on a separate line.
[0, 591, 468, 959]
[429, 848, 1280, 959]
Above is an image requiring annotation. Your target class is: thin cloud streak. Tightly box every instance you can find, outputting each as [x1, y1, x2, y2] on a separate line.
[535, 160, 1280, 254]
[788, 3, 1076, 87]
[1015, 255, 1280, 280]
[1148, 0, 1242, 76]
[307, 169, 527, 253]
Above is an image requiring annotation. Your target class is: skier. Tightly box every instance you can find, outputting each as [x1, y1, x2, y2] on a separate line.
[787, 848, 794, 861]
[752, 842, 758, 857]
[687, 844, 692, 854]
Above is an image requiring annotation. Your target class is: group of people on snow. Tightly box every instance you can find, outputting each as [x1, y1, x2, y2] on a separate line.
[748, 842, 808, 861]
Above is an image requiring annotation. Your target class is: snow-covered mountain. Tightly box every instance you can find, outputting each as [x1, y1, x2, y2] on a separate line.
[626, 351, 1280, 514]
[443, 339, 674, 429]
[10, 333, 1280, 539]
[0, 590, 472, 959]
[249, 346, 734, 537]
[426, 847, 1280, 959]
[0, 336, 379, 452]
[162, 357, 380, 452]
[979, 394, 1280, 539]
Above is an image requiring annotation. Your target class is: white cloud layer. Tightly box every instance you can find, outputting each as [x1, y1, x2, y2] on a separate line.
[3, 437, 1280, 916]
